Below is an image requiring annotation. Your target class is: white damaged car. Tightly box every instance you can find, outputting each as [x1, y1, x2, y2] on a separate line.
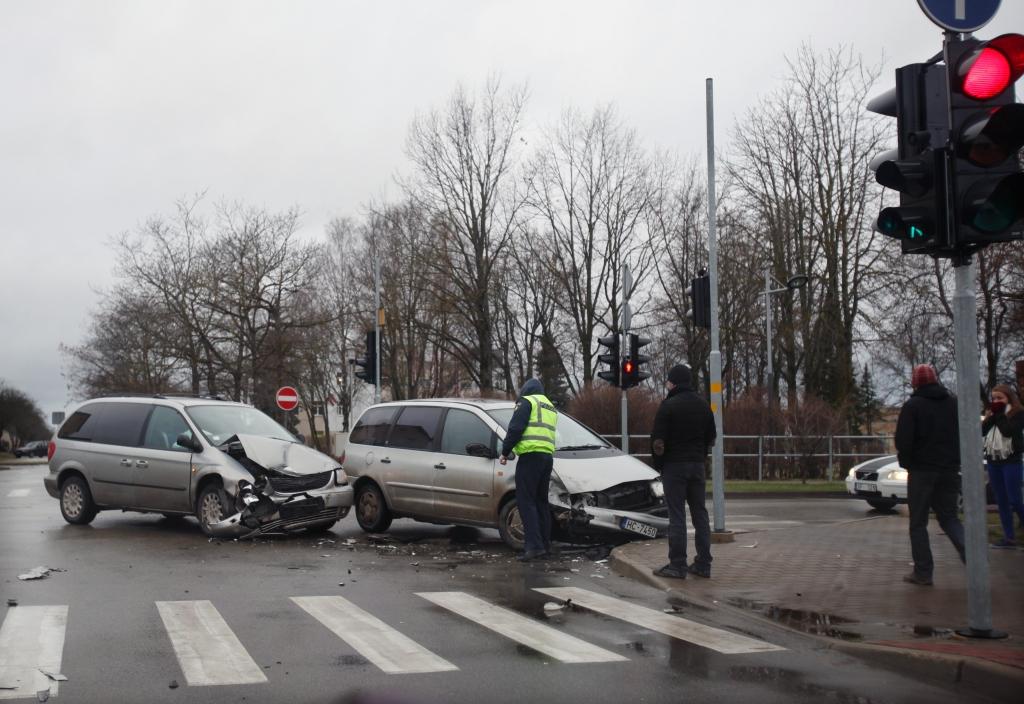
[845, 455, 907, 511]
[342, 399, 667, 549]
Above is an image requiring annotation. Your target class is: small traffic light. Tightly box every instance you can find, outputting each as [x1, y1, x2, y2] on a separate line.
[621, 333, 651, 388]
[688, 271, 711, 329]
[868, 61, 950, 253]
[353, 330, 377, 386]
[947, 34, 1024, 248]
[596, 333, 621, 387]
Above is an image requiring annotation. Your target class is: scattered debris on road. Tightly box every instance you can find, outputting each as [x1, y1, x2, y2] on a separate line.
[18, 566, 65, 581]
[6, 599, 17, 607]
[168, 679, 179, 689]
[37, 671, 66, 682]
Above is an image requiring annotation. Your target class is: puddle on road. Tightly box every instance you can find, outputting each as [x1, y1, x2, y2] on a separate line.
[727, 598, 863, 640]
[334, 654, 370, 667]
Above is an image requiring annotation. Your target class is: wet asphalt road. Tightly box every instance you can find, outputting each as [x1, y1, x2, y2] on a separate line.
[0, 464, 975, 704]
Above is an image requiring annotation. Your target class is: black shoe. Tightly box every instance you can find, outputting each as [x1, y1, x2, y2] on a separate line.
[903, 572, 933, 586]
[517, 550, 545, 562]
[687, 563, 711, 579]
[653, 564, 687, 579]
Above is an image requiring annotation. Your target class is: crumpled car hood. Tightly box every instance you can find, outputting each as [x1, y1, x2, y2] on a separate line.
[227, 434, 339, 475]
[552, 453, 659, 494]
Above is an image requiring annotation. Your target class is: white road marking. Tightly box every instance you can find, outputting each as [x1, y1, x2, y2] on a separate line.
[535, 588, 785, 655]
[292, 596, 457, 674]
[155, 601, 267, 686]
[0, 605, 68, 700]
[417, 591, 626, 663]
[6, 490, 29, 498]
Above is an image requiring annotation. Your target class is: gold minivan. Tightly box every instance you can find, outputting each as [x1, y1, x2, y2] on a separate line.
[343, 398, 668, 549]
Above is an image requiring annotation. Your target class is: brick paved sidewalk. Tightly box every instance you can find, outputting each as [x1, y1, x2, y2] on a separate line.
[612, 513, 1024, 671]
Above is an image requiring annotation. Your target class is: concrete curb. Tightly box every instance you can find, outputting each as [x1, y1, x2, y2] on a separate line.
[610, 545, 1024, 703]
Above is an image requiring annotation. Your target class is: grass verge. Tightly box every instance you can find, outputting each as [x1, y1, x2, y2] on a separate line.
[724, 480, 847, 493]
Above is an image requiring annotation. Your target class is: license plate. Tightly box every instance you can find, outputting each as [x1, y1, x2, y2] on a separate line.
[620, 517, 658, 538]
[855, 481, 877, 492]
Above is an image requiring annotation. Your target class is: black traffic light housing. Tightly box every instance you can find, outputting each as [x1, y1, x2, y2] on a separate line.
[621, 333, 651, 389]
[688, 271, 711, 329]
[946, 34, 1024, 249]
[869, 61, 951, 254]
[354, 330, 377, 386]
[597, 333, 621, 387]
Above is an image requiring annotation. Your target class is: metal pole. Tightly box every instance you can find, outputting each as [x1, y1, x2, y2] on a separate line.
[374, 258, 382, 405]
[621, 265, 631, 455]
[953, 259, 1003, 637]
[757, 435, 763, 482]
[764, 267, 773, 401]
[706, 78, 726, 533]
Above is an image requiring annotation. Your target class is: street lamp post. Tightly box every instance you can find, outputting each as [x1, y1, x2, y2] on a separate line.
[762, 270, 808, 407]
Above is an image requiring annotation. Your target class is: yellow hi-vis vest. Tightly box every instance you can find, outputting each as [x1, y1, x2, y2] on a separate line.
[513, 394, 557, 455]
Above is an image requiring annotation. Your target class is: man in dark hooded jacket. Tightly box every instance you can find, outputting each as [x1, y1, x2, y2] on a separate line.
[500, 378, 558, 561]
[895, 364, 966, 585]
[649, 364, 716, 579]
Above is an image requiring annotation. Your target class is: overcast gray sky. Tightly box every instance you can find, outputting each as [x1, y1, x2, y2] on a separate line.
[2, 0, 1022, 419]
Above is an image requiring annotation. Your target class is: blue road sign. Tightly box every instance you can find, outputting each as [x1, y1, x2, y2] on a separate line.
[917, 0, 1001, 33]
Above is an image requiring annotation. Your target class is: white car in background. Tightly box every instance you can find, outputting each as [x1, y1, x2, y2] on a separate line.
[845, 455, 907, 511]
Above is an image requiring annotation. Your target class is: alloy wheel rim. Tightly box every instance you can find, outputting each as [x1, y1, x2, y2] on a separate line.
[62, 484, 83, 517]
[358, 492, 379, 523]
[201, 492, 223, 526]
[508, 506, 525, 542]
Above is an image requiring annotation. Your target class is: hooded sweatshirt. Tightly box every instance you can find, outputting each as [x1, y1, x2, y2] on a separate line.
[895, 383, 960, 472]
[501, 378, 547, 457]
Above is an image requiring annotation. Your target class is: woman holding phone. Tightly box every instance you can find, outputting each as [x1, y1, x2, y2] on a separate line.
[982, 384, 1024, 548]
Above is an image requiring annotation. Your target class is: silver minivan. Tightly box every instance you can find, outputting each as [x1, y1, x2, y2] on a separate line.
[44, 396, 353, 537]
[343, 398, 668, 549]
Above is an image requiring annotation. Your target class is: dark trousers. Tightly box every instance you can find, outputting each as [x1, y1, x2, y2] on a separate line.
[515, 452, 553, 553]
[987, 460, 1024, 541]
[908, 470, 966, 578]
[662, 461, 712, 570]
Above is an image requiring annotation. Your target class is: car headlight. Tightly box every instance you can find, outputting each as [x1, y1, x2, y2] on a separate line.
[847, 467, 857, 478]
[577, 492, 598, 507]
[650, 480, 664, 498]
[889, 470, 908, 482]
[335, 468, 349, 486]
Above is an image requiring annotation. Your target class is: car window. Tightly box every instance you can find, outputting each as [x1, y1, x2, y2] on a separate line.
[389, 406, 444, 451]
[486, 408, 610, 451]
[92, 403, 151, 447]
[58, 404, 104, 441]
[349, 406, 398, 446]
[441, 409, 494, 456]
[143, 406, 194, 452]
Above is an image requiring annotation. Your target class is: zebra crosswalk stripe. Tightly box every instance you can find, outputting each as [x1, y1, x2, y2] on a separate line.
[291, 596, 457, 674]
[534, 587, 786, 655]
[417, 591, 627, 663]
[0, 605, 68, 700]
[155, 601, 267, 686]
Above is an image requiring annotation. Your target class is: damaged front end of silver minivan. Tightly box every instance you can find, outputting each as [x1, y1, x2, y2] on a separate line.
[205, 434, 353, 538]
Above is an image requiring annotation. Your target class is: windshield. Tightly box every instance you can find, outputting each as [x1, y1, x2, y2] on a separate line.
[185, 405, 296, 446]
[486, 409, 610, 451]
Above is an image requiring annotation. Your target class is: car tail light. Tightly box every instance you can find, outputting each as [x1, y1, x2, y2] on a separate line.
[47, 441, 56, 461]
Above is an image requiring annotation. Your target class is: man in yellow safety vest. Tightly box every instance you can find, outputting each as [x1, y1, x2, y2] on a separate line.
[500, 378, 558, 561]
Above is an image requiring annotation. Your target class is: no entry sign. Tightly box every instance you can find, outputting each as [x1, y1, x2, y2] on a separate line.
[276, 386, 299, 412]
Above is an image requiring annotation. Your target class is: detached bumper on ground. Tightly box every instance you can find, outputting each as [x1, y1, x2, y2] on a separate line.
[208, 485, 352, 538]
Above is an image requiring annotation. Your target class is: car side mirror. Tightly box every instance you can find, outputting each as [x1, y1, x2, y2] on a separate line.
[176, 433, 202, 453]
[294, 433, 306, 444]
[466, 443, 497, 459]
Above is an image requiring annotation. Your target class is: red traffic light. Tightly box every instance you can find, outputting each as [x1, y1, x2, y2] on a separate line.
[958, 34, 1024, 100]
[622, 360, 634, 375]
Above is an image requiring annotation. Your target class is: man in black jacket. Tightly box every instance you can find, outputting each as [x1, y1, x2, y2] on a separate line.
[895, 364, 966, 586]
[649, 364, 717, 579]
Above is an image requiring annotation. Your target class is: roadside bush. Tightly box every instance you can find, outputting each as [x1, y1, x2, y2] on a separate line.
[568, 384, 661, 460]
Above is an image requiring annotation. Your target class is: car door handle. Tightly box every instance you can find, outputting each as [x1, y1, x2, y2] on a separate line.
[120, 458, 132, 466]
[434, 463, 446, 470]
[380, 457, 391, 464]
[135, 460, 148, 468]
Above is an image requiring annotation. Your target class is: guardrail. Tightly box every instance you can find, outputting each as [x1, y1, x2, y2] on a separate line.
[600, 434, 895, 480]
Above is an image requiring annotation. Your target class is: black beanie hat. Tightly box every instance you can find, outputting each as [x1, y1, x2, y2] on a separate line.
[668, 364, 692, 386]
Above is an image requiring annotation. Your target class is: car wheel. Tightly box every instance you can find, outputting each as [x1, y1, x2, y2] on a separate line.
[498, 499, 526, 551]
[60, 476, 98, 525]
[355, 482, 392, 533]
[196, 484, 230, 536]
[866, 498, 898, 511]
[305, 519, 338, 534]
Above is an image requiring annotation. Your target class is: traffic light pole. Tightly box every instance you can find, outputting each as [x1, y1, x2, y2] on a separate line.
[706, 78, 726, 534]
[621, 265, 632, 455]
[374, 258, 382, 404]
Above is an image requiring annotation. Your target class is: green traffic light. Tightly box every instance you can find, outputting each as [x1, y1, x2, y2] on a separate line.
[908, 225, 925, 239]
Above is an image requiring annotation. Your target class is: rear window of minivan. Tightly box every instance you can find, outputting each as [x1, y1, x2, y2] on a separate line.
[350, 406, 399, 446]
[57, 402, 151, 447]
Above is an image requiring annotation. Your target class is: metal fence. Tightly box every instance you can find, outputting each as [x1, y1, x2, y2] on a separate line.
[600, 434, 895, 480]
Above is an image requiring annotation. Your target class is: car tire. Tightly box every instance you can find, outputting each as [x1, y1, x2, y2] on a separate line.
[196, 483, 230, 536]
[866, 498, 898, 511]
[60, 476, 98, 525]
[355, 482, 392, 533]
[305, 520, 338, 533]
[498, 499, 526, 551]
